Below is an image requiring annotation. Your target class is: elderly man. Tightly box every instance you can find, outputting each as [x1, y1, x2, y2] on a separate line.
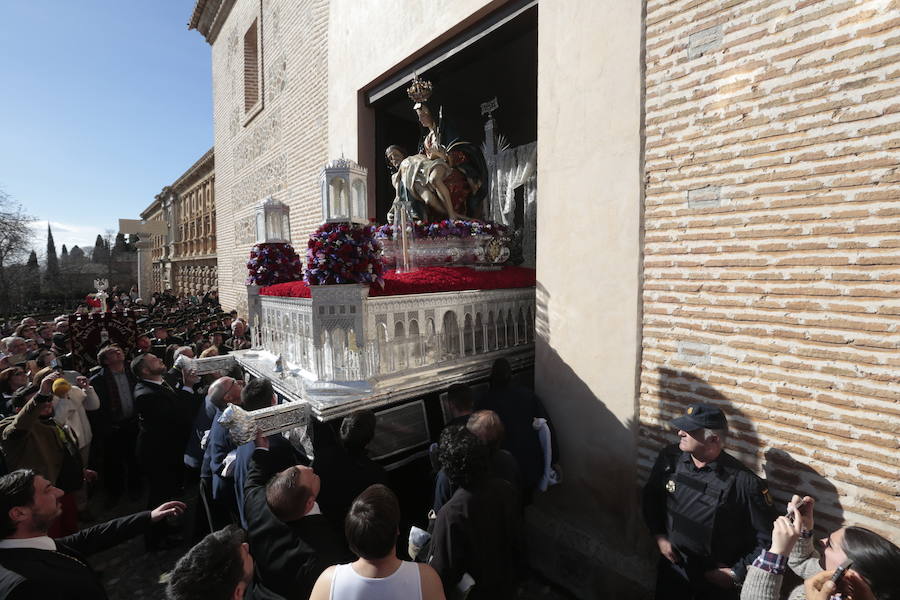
[132, 352, 202, 550]
[642, 403, 775, 600]
[89, 345, 140, 506]
[0, 339, 27, 367]
[0, 469, 184, 599]
[188, 376, 244, 532]
[223, 321, 251, 352]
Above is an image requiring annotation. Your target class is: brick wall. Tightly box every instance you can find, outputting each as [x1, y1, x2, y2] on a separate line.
[211, 0, 329, 316]
[640, 0, 900, 539]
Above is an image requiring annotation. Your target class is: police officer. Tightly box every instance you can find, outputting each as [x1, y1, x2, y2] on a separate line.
[642, 404, 775, 599]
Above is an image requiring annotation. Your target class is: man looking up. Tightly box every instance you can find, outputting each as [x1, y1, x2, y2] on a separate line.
[132, 352, 202, 550]
[244, 426, 350, 599]
[90, 345, 140, 506]
[0, 469, 184, 599]
[642, 403, 775, 599]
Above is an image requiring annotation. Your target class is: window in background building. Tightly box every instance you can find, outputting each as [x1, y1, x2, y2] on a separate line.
[243, 18, 262, 121]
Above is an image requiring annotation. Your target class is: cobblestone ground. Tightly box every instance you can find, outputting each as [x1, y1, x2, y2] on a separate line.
[87, 486, 574, 600]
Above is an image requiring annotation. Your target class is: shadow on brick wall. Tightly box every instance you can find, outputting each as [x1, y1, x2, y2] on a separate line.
[656, 368, 762, 472]
[763, 448, 843, 534]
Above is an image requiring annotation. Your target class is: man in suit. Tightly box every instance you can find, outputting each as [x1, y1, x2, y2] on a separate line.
[245, 430, 351, 600]
[314, 410, 389, 537]
[132, 352, 202, 549]
[89, 345, 141, 505]
[0, 468, 184, 599]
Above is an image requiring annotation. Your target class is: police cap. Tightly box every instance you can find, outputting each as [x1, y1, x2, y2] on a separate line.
[671, 403, 727, 431]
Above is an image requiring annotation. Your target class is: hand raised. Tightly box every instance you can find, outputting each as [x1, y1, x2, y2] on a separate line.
[150, 500, 187, 522]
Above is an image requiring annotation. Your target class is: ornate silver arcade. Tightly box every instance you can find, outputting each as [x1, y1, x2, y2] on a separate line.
[240, 284, 536, 420]
[255, 197, 292, 244]
[320, 158, 368, 224]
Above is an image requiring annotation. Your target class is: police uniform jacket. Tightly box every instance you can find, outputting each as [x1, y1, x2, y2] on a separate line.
[642, 444, 774, 582]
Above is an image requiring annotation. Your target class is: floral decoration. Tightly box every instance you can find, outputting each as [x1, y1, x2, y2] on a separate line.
[374, 219, 508, 240]
[246, 242, 304, 286]
[305, 222, 385, 287]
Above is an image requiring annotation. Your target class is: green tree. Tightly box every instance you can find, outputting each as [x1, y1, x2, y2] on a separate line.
[69, 245, 85, 263]
[92, 234, 108, 263]
[45, 223, 60, 279]
[113, 232, 128, 255]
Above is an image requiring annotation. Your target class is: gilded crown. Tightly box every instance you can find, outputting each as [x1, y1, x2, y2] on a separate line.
[406, 76, 433, 104]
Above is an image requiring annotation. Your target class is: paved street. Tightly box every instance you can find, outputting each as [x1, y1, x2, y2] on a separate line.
[87, 487, 574, 600]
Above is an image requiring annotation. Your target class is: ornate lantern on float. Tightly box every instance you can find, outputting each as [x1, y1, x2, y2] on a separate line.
[255, 197, 292, 244]
[320, 158, 368, 224]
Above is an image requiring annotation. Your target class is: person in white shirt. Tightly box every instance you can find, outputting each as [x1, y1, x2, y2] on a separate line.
[47, 375, 100, 466]
[309, 484, 445, 600]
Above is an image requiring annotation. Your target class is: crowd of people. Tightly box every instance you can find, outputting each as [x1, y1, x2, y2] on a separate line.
[0, 288, 896, 600]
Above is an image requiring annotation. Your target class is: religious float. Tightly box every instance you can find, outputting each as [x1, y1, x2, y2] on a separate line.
[215, 77, 538, 466]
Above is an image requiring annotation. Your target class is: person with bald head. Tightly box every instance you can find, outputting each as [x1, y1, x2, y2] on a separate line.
[200, 376, 245, 526]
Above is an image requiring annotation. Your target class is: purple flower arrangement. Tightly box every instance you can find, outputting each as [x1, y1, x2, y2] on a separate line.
[304, 223, 385, 287]
[374, 219, 508, 240]
[246, 243, 304, 286]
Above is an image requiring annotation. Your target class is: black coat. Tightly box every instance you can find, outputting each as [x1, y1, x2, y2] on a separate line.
[0, 511, 150, 600]
[641, 444, 775, 582]
[244, 447, 351, 600]
[478, 384, 556, 491]
[313, 445, 389, 537]
[88, 368, 137, 437]
[134, 380, 202, 469]
[428, 477, 523, 600]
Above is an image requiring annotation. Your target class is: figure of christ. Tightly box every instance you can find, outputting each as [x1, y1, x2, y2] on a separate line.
[385, 144, 455, 223]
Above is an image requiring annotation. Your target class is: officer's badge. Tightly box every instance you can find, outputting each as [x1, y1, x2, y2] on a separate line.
[666, 479, 676, 493]
[762, 488, 773, 506]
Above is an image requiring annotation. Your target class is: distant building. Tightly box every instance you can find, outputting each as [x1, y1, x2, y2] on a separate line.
[139, 148, 217, 296]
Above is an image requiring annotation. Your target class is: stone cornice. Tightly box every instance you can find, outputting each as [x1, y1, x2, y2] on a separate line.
[170, 147, 215, 194]
[140, 197, 163, 220]
[188, 0, 236, 45]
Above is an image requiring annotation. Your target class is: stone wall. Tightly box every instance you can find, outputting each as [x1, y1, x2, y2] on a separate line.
[640, 0, 900, 539]
[211, 0, 329, 316]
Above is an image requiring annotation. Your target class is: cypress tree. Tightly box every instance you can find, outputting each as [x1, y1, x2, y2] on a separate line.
[45, 223, 59, 278]
[92, 234, 107, 263]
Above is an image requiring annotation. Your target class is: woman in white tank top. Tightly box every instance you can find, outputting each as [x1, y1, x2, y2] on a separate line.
[309, 484, 446, 600]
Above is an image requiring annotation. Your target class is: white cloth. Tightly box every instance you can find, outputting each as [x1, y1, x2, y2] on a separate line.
[533, 417, 560, 492]
[330, 561, 422, 600]
[53, 386, 99, 450]
[0, 536, 56, 551]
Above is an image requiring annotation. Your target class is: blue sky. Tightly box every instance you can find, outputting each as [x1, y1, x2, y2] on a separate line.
[0, 1, 212, 257]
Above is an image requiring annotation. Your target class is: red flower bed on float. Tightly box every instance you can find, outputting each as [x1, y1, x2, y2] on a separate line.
[260, 266, 536, 298]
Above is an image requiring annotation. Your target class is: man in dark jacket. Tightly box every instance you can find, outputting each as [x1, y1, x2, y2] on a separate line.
[244, 432, 350, 600]
[641, 403, 775, 599]
[478, 358, 556, 500]
[89, 345, 140, 504]
[428, 426, 522, 600]
[132, 353, 202, 549]
[313, 409, 389, 537]
[0, 468, 184, 599]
